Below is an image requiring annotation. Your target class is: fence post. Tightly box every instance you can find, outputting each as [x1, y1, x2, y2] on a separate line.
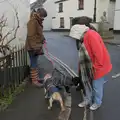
[0, 44, 30, 97]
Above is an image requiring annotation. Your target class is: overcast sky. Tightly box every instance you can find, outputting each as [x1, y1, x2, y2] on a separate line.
[30, 0, 36, 3]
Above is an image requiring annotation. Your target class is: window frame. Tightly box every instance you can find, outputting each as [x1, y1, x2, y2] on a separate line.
[59, 3, 63, 12]
[60, 17, 64, 28]
[78, 0, 84, 10]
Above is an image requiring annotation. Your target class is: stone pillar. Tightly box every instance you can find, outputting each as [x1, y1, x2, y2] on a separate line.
[98, 22, 114, 39]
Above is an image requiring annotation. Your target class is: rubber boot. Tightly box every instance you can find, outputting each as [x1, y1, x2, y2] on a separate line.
[36, 68, 44, 84]
[30, 68, 43, 87]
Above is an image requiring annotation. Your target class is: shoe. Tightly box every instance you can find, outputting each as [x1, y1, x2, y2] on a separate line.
[90, 103, 101, 111]
[78, 100, 89, 108]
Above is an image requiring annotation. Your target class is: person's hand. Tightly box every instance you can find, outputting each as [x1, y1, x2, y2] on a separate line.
[43, 40, 47, 44]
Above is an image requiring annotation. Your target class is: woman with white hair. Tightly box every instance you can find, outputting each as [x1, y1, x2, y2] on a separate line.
[69, 19, 112, 110]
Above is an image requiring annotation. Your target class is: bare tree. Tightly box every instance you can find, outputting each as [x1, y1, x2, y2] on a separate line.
[0, 5, 20, 57]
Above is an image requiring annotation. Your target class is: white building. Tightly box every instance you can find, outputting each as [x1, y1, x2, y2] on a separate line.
[0, 0, 30, 46]
[52, 0, 110, 30]
[108, 0, 115, 29]
[43, 0, 56, 31]
[31, 0, 119, 31]
[114, 0, 120, 32]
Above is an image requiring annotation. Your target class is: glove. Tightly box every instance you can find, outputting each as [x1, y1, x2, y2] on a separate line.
[43, 40, 47, 44]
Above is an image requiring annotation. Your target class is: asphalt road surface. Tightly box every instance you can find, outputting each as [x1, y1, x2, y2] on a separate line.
[0, 32, 120, 120]
[44, 32, 120, 120]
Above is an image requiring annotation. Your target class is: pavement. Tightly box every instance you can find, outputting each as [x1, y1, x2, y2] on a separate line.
[104, 34, 120, 45]
[0, 32, 120, 120]
[0, 55, 73, 120]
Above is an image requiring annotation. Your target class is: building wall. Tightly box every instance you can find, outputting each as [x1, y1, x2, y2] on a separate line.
[108, 1, 115, 29]
[52, 0, 94, 29]
[0, 0, 30, 46]
[43, 0, 56, 31]
[96, 0, 109, 22]
[114, 0, 120, 30]
[52, 0, 110, 30]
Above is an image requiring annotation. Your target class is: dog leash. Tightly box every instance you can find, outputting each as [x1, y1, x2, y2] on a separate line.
[43, 41, 54, 65]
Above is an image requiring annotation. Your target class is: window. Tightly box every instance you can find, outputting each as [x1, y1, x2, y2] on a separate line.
[52, 17, 56, 19]
[70, 17, 73, 28]
[78, 0, 84, 10]
[60, 17, 64, 28]
[59, 3, 63, 12]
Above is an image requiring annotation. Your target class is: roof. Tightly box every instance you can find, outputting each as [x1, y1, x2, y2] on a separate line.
[30, 0, 47, 10]
[55, 0, 69, 4]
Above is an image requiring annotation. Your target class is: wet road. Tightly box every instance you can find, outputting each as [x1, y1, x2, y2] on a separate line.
[44, 32, 79, 74]
[44, 32, 120, 120]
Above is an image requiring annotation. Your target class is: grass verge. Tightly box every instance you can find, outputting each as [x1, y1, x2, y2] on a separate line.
[0, 78, 28, 112]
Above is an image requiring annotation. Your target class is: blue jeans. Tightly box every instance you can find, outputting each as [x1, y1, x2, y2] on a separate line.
[28, 51, 38, 68]
[92, 77, 105, 105]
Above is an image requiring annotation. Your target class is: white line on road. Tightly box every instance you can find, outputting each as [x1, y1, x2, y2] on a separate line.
[112, 73, 120, 79]
[48, 52, 78, 76]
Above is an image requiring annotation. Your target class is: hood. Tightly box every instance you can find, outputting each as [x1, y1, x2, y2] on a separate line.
[69, 24, 89, 40]
[30, 12, 43, 26]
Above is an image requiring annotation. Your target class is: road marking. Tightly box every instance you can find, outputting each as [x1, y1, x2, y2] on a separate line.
[45, 52, 87, 120]
[47, 52, 78, 76]
[112, 73, 120, 79]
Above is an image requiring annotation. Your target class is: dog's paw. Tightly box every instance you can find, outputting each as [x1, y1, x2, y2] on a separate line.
[45, 95, 48, 99]
[48, 106, 51, 110]
[61, 107, 66, 112]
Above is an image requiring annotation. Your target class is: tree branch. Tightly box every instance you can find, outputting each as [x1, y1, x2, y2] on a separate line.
[6, 8, 20, 45]
[1, 28, 14, 45]
[0, 3, 20, 57]
[0, 15, 7, 32]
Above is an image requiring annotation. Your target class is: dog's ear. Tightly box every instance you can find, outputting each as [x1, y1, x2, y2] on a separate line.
[72, 77, 80, 86]
[72, 77, 79, 81]
[76, 85, 81, 91]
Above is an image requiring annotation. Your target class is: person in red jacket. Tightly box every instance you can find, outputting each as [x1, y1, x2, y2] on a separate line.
[69, 24, 112, 110]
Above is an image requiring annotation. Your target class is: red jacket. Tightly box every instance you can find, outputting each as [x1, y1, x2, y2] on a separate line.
[83, 29, 112, 80]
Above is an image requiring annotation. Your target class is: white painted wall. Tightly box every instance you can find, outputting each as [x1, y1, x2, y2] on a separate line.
[114, 0, 120, 30]
[108, 1, 115, 28]
[52, 0, 109, 29]
[43, 0, 56, 31]
[0, 0, 30, 46]
[96, 0, 109, 22]
[52, 0, 94, 29]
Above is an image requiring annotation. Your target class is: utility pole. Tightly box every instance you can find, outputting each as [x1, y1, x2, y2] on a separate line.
[93, 0, 97, 22]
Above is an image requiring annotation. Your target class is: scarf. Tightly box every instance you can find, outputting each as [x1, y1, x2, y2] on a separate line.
[79, 32, 93, 102]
